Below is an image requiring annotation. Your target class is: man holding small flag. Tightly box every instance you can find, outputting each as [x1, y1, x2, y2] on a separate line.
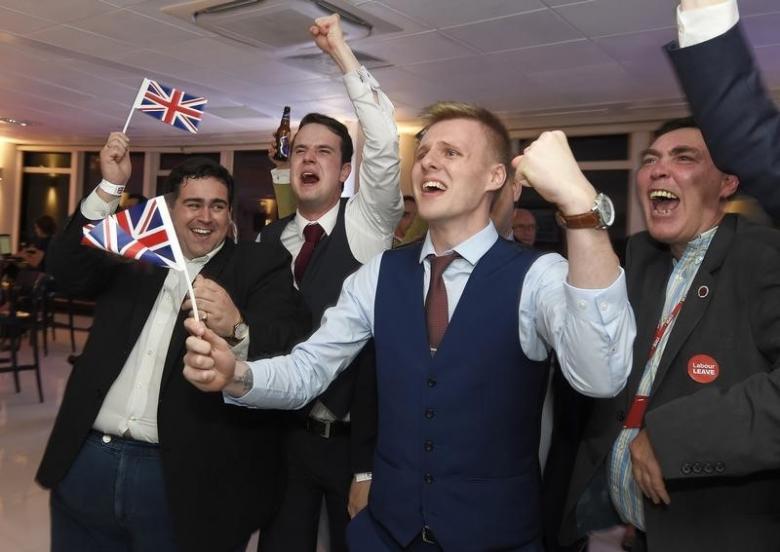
[36, 132, 309, 552]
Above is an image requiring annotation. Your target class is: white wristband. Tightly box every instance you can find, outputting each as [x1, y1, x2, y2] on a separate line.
[354, 472, 372, 482]
[98, 179, 126, 196]
[270, 168, 290, 185]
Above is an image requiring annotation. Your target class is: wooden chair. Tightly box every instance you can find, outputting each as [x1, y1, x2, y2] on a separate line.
[0, 273, 44, 402]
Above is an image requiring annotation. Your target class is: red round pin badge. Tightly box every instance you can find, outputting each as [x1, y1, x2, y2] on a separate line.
[687, 354, 719, 384]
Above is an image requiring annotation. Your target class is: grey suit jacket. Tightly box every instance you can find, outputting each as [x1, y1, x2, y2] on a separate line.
[562, 215, 780, 551]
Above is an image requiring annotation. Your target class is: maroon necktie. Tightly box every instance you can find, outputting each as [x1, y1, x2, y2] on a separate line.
[294, 223, 325, 285]
[425, 253, 458, 352]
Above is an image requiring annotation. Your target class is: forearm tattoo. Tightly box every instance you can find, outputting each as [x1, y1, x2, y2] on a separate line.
[233, 366, 253, 394]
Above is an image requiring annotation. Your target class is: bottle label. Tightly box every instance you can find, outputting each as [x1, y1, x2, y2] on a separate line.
[278, 135, 290, 160]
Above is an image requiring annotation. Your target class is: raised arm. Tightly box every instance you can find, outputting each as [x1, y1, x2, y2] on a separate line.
[515, 130, 620, 289]
[312, 14, 403, 261]
[515, 131, 634, 398]
[47, 132, 131, 296]
[668, 0, 780, 218]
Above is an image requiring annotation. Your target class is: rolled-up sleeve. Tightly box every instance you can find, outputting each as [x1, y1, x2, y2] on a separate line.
[520, 253, 634, 398]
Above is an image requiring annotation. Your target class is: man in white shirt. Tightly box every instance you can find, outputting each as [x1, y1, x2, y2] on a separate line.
[182, 101, 633, 551]
[36, 133, 308, 552]
[257, 14, 402, 552]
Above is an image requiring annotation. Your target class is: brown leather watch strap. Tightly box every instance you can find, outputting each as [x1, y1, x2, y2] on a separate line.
[555, 210, 601, 229]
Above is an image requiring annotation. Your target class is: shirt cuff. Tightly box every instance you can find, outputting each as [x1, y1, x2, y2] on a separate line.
[354, 472, 373, 482]
[230, 334, 250, 361]
[222, 362, 283, 409]
[677, 0, 739, 48]
[563, 268, 627, 326]
[81, 187, 120, 221]
[271, 168, 290, 185]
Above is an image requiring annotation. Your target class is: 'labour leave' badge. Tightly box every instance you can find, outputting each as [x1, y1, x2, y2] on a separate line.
[687, 354, 720, 384]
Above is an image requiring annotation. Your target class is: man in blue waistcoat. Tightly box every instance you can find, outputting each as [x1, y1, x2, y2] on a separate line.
[182, 102, 636, 551]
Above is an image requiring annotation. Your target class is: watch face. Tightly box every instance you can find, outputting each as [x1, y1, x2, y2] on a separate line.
[596, 193, 615, 228]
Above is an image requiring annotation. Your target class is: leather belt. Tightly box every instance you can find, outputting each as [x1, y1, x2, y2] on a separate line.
[302, 417, 350, 439]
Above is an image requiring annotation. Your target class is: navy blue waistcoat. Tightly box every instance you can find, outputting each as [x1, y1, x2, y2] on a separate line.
[370, 238, 548, 551]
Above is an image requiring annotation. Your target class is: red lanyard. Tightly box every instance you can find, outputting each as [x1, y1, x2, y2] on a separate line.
[623, 298, 685, 429]
[647, 298, 685, 360]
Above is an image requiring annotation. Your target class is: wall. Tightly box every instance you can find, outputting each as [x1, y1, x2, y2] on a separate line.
[0, 140, 18, 247]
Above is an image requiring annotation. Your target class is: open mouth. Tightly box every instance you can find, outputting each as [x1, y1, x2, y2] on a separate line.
[301, 171, 319, 184]
[191, 227, 212, 237]
[649, 189, 679, 215]
[422, 180, 447, 194]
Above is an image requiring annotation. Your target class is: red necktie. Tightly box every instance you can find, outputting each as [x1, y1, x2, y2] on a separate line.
[294, 223, 324, 285]
[425, 253, 458, 352]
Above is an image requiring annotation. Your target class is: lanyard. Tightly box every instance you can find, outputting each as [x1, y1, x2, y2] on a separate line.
[623, 297, 685, 429]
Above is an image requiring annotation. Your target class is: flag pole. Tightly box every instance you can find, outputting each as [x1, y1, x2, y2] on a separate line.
[156, 195, 200, 323]
[122, 78, 149, 134]
[182, 265, 201, 323]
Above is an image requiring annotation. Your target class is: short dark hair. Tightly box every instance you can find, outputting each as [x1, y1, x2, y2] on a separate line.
[653, 117, 699, 139]
[34, 215, 56, 236]
[162, 157, 234, 206]
[418, 101, 511, 168]
[295, 113, 354, 165]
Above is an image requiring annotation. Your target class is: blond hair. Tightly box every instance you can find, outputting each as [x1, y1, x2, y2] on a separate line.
[418, 101, 511, 168]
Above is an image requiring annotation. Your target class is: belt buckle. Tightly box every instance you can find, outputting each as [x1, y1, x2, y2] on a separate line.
[320, 420, 331, 439]
[308, 418, 332, 439]
[421, 525, 436, 545]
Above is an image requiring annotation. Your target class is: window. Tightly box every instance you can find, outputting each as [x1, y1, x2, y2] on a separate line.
[83, 152, 145, 198]
[568, 134, 628, 162]
[20, 152, 72, 245]
[232, 150, 276, 241]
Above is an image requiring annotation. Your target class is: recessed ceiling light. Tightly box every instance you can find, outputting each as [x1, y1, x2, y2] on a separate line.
[0, 117, 32, 127]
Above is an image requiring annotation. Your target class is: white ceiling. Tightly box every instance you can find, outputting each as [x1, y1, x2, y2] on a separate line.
[0, 0, 778, 146]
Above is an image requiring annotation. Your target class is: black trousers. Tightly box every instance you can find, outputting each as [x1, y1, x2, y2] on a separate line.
[260, 424, 352, 552]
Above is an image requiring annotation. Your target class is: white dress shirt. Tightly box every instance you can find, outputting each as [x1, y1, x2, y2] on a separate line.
[229, 223, 634, 411]
[260, 65, 402, 425]
[81, 189, 247, 443]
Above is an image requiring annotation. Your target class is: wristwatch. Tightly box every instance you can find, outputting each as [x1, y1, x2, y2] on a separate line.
[225, 315, 249, 345]
[555, 192, 615, 230]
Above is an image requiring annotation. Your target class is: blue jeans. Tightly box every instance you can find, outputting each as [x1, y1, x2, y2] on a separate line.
[50, 431, 180, 551]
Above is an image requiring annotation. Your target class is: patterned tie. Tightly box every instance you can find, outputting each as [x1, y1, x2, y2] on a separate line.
[425, 253, 458, 353]
[294, 223, 325, 285]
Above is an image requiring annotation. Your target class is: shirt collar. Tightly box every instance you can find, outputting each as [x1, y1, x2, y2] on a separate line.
[186, 239, 225, 267]
[419, 222, 498, 266]
[677, 225, 718, 265]
[294, 200, 340, 239]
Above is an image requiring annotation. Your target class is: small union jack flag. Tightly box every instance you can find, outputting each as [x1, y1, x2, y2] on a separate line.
[134, 78, 207, 134]
[82, 195, 187, 271]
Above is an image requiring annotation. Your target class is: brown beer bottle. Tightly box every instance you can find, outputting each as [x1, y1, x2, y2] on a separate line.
[273, 106, 291, 161]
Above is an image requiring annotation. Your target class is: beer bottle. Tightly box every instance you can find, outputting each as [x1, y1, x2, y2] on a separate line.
[273, 106, 291, 161]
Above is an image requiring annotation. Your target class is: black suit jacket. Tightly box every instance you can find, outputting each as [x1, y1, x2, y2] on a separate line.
[562, 215, 780, 551]
[666, 23, 780, 220]
[36, 209, 310, 552]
